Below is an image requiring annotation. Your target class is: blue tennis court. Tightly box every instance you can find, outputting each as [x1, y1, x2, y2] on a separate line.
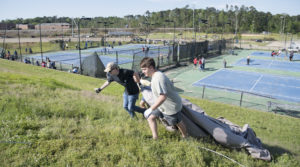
[234, 58, 300, 72]
[26, 51, 132, 66]
[192, 69, 300, 102]
[250, 51, 300, 60]
[60, 55, 132, 66]
[25, 44, 167, 66]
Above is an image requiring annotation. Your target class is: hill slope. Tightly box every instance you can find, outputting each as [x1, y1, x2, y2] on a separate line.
[0, 59, 299, 166]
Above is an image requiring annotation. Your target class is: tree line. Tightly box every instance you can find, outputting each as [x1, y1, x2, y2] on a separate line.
[2, 5, 300, 35]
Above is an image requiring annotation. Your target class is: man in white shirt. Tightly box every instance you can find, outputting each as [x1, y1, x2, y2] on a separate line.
[140, 57, 187, 140]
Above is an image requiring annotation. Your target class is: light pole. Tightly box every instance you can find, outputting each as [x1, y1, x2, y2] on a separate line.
[210, 16, 215, 35]
[280, 15, 287, 49]
[98, 21, 114, 47]
[192, 4, 195, 42]
[142, 21, 150, 45]
[39, 23, 43, 61]
[1, 23, 7, 58]
[178, 32, 182, 43]
[193, 19, 207, 58]
[165, 20, 175, 44]
[234, 11, 239, 40]
[17, 23, 22, 62]
[77, 17, 92, 74]
[61, 19, 64, 50]
[143, 22, 158, 44]
[280, 16, 284, 34]
[221, 22, 231, 39]
[163, 23, 166, 42]
[198, 18, 208, 39]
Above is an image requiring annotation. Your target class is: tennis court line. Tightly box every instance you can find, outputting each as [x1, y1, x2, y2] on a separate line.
[267, 60, 273, 68]
[191, 68, 224, 86]
[259, 81, 300, 89]
[192, 69, 300, 102]
[250, 75, 263, 92]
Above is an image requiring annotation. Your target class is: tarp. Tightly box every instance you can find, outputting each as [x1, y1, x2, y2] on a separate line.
[81, 52, 106, 78]
[141, 86, 271, 161]
[0, 47, 4, 58]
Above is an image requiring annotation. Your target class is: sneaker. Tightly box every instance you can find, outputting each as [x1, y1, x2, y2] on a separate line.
[165, 126, 177, 132]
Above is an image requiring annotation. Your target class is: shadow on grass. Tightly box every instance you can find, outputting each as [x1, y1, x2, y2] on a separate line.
[207, 96, 269, 110]
[242, 103, 266, 109]
[263, 143, 294, 159]
[207, 96, 240, 105]
[272, 109, 300, 118]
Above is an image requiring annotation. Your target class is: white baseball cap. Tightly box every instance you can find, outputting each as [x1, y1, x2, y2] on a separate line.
[104, 62, 119, 72]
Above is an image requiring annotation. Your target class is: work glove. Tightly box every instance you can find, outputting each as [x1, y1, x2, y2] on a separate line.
[94, 88, 102, 94]
[144, 108, 153, 119]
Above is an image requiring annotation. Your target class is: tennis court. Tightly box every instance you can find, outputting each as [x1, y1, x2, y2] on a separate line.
[24, 44, 165, 66]
[250, 51, 300, 60]
[26, 51, 132, 66]
[192, 69, 300, 102]
[234, 58, 300, 72]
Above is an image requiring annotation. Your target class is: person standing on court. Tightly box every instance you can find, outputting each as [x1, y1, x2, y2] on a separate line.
[198, 58, 202, 71]
[247, 55, 250, 65]
[289, 51, 294, 61]
[94, 62, 145, 118]
[140, 57, 188, 140]
[223, 59, 227, 68]
[201, 57, 205, 70]
[193, 57, 198, 69]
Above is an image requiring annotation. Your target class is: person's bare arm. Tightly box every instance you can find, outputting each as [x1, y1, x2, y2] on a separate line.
[95, 81, 111, 93]
[133, 72, 141, 84]
[100, 81, 110, 90]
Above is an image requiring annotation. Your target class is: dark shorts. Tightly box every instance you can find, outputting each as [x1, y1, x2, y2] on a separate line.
[151, 110, 182, 126]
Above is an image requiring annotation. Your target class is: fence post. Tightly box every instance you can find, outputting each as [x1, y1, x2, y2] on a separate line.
[131, 51, 135, 70]
[240, 92, 244, 107]
[31, 58, 34, 65]
[157, 54, 160, 69]
[158, 47, 161, 67]
[202, 85, 205, 99]
[116, 51, 118, 65]
[267, 101, 272, 112]
[177, 43, 180, 65]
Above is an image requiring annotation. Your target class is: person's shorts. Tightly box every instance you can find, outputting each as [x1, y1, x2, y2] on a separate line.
[151, 109, 182, 126]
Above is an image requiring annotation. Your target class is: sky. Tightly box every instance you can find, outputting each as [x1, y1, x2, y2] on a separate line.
[1, 0, 299, 21]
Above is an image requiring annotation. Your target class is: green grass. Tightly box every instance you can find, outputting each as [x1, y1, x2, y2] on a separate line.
[0, 59, 300, 166]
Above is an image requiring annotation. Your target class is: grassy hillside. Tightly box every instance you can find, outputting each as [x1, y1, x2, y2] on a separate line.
[0, 59, 299, 167]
